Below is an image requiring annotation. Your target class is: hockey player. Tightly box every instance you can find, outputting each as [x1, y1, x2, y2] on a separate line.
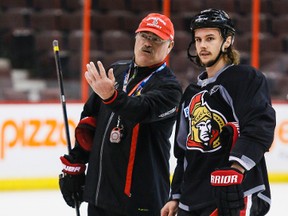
[161, 9, 276, 216]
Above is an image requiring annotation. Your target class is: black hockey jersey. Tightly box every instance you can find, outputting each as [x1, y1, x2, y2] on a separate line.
[170, 64, 276, 212]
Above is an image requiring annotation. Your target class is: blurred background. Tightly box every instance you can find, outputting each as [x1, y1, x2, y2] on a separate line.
[1, 0, 288, 102]
[0, 0, 288, 215]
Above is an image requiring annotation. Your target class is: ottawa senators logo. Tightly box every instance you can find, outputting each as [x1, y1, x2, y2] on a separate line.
[186, 91, 226, 152]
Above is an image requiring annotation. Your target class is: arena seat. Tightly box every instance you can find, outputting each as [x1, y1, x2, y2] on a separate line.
[0, 58, 12, 78]
[35, 30, 63, 52]
[260, 52, 279, 69]
[0, 8, 29, 30]
[114, 10, 141, 33]
[2, 88, 29, 101]
[170, 51, 202, 90]
[233, 33, 251, 53]
[97, 0, 126, 11]
[62, 0, 83, 12]
[171, 13, 192, 31]
[170, 51, 194, 76]
[234, 0, 271, 15]
[34, 50, 70, 79]
[171, 0, 204, 13]
[173, 30, 191, 52]
[101, 50, 133, 67]
[68, 30, 98, 52]
[101, 30, 133, 52]
[30, 9, 62, 31]
[0, 58, 13, 100]
[235, 14, 273, 35]
[58, 11, 83, 31]
[67, 51, 107, 80]
[259, 33, 282, 53]
[282, 34, 288, 53]
[271, 0, 288, 16]
[10, 28, 35, 69]
[271, 15, 288, 36]
[32, 0, 61, 10]
[67, 53, 82, 79]
[91, 11, 122, 31]
[0, 0, 27, 9]
[129, 0, 161, 13]
[205, 0, 236, 14]
[38, 88, 59, 101]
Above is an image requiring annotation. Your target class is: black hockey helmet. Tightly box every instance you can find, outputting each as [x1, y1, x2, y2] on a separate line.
[190, 8, 235, 40]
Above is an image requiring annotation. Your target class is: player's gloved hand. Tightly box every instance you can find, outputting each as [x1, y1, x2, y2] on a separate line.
[211, 167, 245, 216]
[59, 155, 86, 208]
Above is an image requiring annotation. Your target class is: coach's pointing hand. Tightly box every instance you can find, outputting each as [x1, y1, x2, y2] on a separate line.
[85, 61, 116, 100]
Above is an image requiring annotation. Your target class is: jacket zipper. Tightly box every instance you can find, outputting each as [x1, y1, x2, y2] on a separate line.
[95, 112, 115, 205]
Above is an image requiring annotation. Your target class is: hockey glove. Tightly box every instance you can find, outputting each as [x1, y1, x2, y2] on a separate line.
[220, 122, 238, 155]
[59, 155, 86, 208]
[211, 167, 244, 216]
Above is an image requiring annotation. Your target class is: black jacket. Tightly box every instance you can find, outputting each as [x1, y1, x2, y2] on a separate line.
[76, 60, 182, 215]
[170, 64, 276, 213]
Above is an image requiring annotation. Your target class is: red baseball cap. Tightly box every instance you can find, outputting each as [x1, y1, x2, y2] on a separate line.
[135, 13, 174, 41]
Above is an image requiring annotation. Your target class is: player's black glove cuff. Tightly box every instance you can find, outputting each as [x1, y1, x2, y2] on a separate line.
[211, 167, 245, 216]
[59, 172, 85, 208]
[59, 155, 86, 208]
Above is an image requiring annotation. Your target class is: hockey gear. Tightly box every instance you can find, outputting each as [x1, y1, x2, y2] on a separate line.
[54, 40, 80, 215]
[59, 155, 86, 208]
[190, 9, 235, 39]
[211, 167, 245, 216]
[60, 156, 86, 175]
[220, 122, 239, 155]
[59, 173, 85, 208]
[75, 116, 96, 152]
[53, 40, 73, 153]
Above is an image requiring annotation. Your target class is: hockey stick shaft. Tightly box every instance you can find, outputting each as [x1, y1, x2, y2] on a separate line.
[53, 40, 72, 153]
[53, 40, 81, 216]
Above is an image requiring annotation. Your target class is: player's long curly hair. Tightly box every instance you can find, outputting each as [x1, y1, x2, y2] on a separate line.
[222, 34, 240, 65]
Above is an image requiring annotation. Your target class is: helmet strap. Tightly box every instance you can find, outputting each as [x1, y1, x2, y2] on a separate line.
[187, 41, 199, 65]
[205, 41, 224, 67]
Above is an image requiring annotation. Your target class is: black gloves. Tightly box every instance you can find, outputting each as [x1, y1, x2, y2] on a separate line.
[59, 155, 86, 208]
[58, 116, 96, 208]
[211, 167, 245, 216]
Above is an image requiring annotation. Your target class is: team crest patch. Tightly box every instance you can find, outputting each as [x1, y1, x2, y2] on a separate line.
[186, 91, 226, 152]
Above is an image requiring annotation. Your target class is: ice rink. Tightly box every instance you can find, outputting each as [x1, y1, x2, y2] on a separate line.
[0, 183, 287, 216]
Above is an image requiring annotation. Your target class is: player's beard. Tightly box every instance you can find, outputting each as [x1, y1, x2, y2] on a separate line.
[201, 51, 222, 67]
[202, 59, 215, 67]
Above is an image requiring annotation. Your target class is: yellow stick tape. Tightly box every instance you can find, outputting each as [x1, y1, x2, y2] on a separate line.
[53, 46, 59, 52]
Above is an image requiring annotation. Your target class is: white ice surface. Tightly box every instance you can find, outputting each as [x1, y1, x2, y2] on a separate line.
[0, 183, 287, 216]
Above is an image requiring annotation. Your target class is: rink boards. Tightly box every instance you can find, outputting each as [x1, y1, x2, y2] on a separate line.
[0, 103, 287, 190]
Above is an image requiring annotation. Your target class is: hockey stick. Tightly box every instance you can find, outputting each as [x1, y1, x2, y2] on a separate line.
[53, 40, 81, 216]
